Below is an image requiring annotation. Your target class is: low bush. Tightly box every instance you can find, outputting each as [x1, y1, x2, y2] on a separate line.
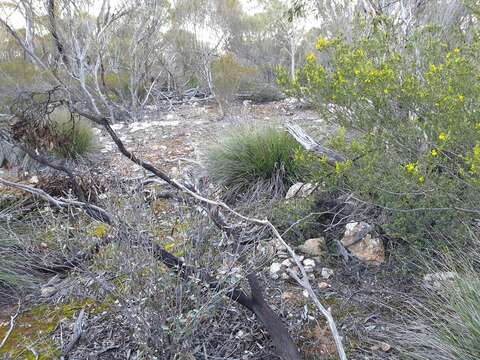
[211, 53, 253, 115]
[206, 124, 314, 198]
[277, 18, 480, 249]
[238, 72, 284, 103]
[49, 109, 96, 160]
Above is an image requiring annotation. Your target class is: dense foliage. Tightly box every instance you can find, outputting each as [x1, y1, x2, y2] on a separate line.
[278, 20, 480, 248]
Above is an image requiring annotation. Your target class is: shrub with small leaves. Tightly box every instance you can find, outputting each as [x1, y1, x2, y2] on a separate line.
[278, 17, 480, 248]
[211, 53, 253, 115]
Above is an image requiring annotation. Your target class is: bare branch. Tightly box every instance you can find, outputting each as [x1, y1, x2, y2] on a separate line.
[0, 301, 20, 349]
[0, 177, 112, 224]
[61, 308, 85, 358]
[286, 123, 346, 166]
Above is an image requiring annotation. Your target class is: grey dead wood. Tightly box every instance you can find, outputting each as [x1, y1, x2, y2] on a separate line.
[61, 308, 86, 359]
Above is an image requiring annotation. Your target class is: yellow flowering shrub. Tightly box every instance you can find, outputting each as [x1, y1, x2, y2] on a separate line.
[277, 21, 480, 247]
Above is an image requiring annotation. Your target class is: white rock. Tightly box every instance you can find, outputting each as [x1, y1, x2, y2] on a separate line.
[303, 258, 316, 268]
[341, 222, 385, 265]
[318, 281, 331, 289]
[285, 182, 316, 199]
[304, 266, 314, 273]
[281, 272, 290, 280]
[269, 262, 282, 279]
[321, 267, 334, 279]
[40, 286, 57, 298]
[111, 123, 124, 130]
[298, 238, 324, 257]
[281, 259, 292, 268]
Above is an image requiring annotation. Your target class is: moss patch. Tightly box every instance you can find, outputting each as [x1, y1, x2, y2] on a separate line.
[0, 298, 110, 359]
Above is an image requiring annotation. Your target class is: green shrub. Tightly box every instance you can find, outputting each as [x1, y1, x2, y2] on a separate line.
[211, 53, 253, 115]
[271, 197, 321, 245]
[49, 109, 96, 159]
[277, 18, 480, 249]
[238, 68, 284, 103]
[206, 124, 314, 198]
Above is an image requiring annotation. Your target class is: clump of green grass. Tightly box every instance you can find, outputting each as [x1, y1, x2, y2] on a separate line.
[390, 266, 480, 359]
[50, 109, 95, 159]
[0, 237, 38, 301]
[206, 124, 312, 198]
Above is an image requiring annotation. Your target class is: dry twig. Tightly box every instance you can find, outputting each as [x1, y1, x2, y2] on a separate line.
[0, 301, 20, 349]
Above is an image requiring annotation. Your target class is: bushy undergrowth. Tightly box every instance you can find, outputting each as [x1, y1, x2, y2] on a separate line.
[206, 124, 313, 198]
[278, 18, 480, 249]
[211, 53, 253, 115]
[49, 109, 96, 159]
[390, 247, 480, 360]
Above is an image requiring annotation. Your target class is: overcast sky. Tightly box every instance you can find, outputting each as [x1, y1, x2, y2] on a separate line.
[1, 0, 267, 28]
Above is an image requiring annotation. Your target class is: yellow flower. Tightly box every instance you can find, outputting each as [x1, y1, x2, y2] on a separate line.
[405, 163, 416, 173]
[316, 37, 331, 51]
[458, 94, 464, 102]
[93, 224, 108, 238]
[474, 144, 480, 157]
[335, 161, 341, 174]
[438, 132, 447, 141]
[418, 176, 425, 184]
[306, 52, 316, 63]
[431, 149, 438, 157]
[454, 47, 460, 55]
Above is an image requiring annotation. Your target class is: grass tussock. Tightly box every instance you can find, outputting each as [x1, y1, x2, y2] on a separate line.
[206, 124, 310, 198]
[389, 247, 480, 360]
[50, 109, 96, 159]
[0, 236, 38, 300]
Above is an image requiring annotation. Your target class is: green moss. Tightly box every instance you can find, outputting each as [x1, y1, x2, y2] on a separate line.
[0, 298, 111, 359]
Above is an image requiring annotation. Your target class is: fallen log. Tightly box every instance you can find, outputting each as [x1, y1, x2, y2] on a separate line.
[286, 122, 345, 166]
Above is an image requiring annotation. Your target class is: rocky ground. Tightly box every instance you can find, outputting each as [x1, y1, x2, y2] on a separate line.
[0, 100, 420, 359]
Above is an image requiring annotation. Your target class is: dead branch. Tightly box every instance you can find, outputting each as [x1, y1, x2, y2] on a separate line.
[0, 177, 112, 224]
[0, 302, 20, 349]
[0, 18, 345, 358]
[0, 170, 300, 358]
[286, 122, 345, 166]
[74, 110, 346, 359]
[61, 308, 85, 358]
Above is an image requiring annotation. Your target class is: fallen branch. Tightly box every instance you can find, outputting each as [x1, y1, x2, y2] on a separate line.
[0, 21, 345, 357]
[286, 122, 345, 166]
[0, 174, 300, 359]
[0, 177, 112, 224]
[61, 308, 85, 358]
[0, 302, 20, 349]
